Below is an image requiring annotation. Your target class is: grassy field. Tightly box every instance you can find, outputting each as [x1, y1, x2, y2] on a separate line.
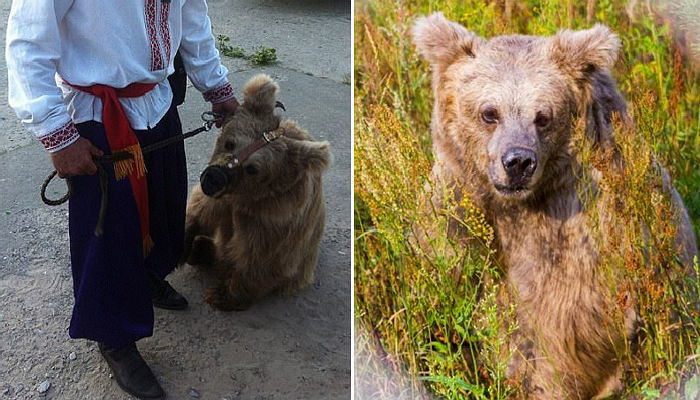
[354, 0, 700, 398]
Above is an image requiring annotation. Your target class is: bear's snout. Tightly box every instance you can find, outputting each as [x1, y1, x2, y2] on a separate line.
[501, 147, 537, 184]
[200, 165, 242, 197]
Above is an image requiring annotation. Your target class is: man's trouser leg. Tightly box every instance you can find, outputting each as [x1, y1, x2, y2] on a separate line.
[67, 106, 187, 348]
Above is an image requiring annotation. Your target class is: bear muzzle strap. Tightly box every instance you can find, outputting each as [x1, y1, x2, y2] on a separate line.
[226, 127, 286, 169]
[198, 126, 286, 197]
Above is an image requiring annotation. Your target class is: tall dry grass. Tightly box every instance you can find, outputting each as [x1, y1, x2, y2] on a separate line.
[355, 0, 700, 398]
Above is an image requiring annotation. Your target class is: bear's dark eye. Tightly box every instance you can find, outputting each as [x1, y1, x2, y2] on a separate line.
[534, 111, 551, 129]
[583, 63, 596, 74]
[245, 165, 258, 175]
[481, 107, 499, 124]
[224, 140, 235, 152]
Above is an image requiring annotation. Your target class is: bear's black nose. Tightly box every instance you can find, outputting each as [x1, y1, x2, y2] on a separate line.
[502, 147, 537, 181]
[200, 166, 230, 197]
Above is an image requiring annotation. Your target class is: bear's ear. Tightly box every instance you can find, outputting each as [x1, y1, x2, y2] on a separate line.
[289, 140, 331, 173]
[242, 74, 279, 114]
[549, 25, 627, 148]
[549, 24, 620, 81]
[412, 12, 484, 68]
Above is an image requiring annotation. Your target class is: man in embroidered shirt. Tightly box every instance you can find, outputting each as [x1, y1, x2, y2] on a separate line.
[6, 1, 238, 398]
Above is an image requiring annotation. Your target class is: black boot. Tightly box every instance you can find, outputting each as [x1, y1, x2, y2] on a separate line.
[98, 342, 165, 400]
[148, 272, 188, 310]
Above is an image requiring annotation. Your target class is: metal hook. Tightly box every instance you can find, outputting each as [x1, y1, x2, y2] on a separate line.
[201, 111, 224, 122]
[201, 111, 225, 130]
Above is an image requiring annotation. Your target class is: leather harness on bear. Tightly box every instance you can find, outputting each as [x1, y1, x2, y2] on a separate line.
[224, 100, 288, 169]
[226, 127, 286, 170]
[197, 124, 287, 198]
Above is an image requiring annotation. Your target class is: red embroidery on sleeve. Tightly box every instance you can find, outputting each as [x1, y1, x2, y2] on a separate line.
[203, 83, 235, 104]
[39, 123, 80, 152]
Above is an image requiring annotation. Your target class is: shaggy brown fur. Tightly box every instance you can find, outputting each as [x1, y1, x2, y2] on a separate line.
[183, 74, 331, 311]
[412, 13, 698, 399]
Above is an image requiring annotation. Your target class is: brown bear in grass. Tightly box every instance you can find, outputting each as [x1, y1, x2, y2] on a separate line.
[412, 13, 697, 399]
[183, 74, 330, 311]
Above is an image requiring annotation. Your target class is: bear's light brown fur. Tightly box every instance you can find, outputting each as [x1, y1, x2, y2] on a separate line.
[413, 13, 697, 399]
[183, 74, 330, 311]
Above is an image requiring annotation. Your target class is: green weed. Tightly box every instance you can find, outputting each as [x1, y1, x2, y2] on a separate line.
[216, 35, 277, 65]
[249, 46, 278, 66]
[216, 34, 246, 58]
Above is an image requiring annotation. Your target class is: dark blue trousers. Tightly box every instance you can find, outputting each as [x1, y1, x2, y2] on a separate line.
[68, 106, 187, 348]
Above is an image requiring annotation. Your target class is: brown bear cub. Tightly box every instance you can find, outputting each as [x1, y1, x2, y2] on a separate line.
[183, 74, 331, 311]
[412, 13, 697, 399]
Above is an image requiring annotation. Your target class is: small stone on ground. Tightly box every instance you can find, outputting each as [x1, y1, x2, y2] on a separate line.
[37, 380, 50, 394]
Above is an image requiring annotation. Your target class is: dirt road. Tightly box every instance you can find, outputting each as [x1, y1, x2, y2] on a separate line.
[0, 1, 351, 399]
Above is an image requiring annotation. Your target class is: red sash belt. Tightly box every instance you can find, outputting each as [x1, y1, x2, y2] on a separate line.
[68, 82, 158, 256]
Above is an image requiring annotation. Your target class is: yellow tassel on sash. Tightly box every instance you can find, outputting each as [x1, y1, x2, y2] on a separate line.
[114, 144, 147, 181]
[143, 234, 155, 257]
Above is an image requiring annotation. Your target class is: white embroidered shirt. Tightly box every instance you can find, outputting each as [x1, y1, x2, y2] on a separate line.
[6, 0, 235, 152]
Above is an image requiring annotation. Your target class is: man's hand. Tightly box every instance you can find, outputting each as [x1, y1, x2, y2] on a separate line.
[50, 137, 104, 178]
[212, 97, 240, 127]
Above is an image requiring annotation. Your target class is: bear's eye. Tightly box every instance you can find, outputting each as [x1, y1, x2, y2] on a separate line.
[534, 111, 551, 129]
[245, 165, 258, 175]
[224, 141, 235, 152]
[481, 107, 499, 124]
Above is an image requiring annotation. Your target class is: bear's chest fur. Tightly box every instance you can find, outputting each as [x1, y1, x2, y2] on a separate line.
[493, 193, 626, 387]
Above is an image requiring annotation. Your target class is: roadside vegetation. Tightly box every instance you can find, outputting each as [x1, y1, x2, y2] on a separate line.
[354, 0, 700, 398]
[216, 34, 278, 65]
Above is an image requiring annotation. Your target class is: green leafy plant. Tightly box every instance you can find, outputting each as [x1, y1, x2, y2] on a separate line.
[216, 35, 277, 65]
[249, 46, 278, 65]
[216, 34, 245, 58]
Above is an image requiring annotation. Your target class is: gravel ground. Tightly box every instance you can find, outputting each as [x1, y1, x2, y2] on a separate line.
[0, 1, 351, 399]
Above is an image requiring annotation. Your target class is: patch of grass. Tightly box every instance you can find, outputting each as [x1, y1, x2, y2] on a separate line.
[226, 46, 246, 59]
[355, 0, 700, 398]
[249, 46, 278, 66]
[216, 35, 245, 58]
[216, 35, 277, 65]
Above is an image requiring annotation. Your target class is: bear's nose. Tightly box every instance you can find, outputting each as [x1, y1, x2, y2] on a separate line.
[200, 166, 230, 197]
[502, 147, 537, 181]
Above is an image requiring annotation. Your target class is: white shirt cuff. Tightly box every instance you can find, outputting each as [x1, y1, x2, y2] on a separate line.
[38, 122, 80, 153]
[202, 82, 235, 104]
